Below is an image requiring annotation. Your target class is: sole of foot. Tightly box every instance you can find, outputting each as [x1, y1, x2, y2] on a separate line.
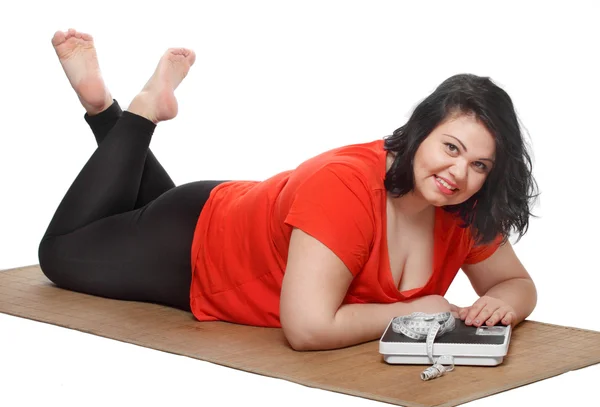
[51, 28, 113, 115]
[127, 48, 196, 124]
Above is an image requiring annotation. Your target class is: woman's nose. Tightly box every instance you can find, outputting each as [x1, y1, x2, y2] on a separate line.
[448, 160, 468, 182]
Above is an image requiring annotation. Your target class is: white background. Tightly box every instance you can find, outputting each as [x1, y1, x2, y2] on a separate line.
[1, 1, 599, 406]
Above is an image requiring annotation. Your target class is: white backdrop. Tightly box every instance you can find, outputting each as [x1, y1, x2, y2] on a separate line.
[1, 1, 598, 406]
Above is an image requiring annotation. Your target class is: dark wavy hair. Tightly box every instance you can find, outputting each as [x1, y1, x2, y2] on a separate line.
[383, 73, 539, 245]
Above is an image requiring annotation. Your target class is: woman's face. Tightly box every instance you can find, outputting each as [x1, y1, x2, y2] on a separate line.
[413, 113, 496, 207]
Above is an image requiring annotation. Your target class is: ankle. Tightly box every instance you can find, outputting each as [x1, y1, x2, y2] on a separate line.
[83, 94, 114, 116]
[127, 92, 158, 124]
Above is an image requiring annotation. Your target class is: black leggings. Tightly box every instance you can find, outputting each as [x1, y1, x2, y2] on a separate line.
[38, 101, 226, 312]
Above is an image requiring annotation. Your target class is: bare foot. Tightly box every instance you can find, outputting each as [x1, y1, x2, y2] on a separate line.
[127, 48, 196, 124]
[51, 29, 113, 115]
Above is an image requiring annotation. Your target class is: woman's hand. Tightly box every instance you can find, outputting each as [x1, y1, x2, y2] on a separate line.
[449, 303, 461, 318]
[457, 295, 517, 327]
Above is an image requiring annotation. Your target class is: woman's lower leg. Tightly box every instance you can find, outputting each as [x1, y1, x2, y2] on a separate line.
[85, 100, 176, 208]
[44, 29, 196, 238]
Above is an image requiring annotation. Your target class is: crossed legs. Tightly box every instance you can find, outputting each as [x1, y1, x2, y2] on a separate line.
[38, 29, 224, 311]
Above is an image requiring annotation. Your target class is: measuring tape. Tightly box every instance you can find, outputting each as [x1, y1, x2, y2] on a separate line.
[391, 312, 456, 381]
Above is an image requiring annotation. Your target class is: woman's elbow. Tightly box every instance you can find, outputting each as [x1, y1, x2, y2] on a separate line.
[281, 320, 331, 351]
[527, 277, 538, 307]
[286, 333, 316, 351]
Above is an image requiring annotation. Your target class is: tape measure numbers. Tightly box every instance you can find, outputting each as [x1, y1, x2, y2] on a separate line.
[391, 312, 456, 381]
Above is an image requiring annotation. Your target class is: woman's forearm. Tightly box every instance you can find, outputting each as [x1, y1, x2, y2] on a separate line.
[293, 301, 413, 351]
[485, 277, 537, 325]
[291, 294, 450, 351]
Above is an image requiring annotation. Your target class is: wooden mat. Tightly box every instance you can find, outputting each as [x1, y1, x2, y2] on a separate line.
[1, 265, 600, 407]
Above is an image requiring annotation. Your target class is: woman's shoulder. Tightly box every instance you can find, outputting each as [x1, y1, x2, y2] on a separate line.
[323, 139, 386, 166]
[291, 139, 387, 188]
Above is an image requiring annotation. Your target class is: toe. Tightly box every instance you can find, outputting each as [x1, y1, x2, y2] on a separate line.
[187, 49, 196, 65]
[168, 48, 185, 56]
[51, 31, 66, 46]
[169, 48, 196, 65]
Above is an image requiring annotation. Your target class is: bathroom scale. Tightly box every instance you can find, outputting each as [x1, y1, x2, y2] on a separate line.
[379, 318, 512, 366]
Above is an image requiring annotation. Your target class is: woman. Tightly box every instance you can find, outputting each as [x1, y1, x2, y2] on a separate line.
[39, 29, 538, 351]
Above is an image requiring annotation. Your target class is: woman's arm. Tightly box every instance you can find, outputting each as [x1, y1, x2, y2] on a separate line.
[280, 228, 451, 351]
[461, 241, 537, 327]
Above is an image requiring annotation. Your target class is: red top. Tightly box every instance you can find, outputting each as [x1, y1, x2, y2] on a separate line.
[189, 139, 501, 327]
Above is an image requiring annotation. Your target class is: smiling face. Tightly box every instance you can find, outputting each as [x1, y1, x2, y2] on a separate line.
[412, 113, 496, 207]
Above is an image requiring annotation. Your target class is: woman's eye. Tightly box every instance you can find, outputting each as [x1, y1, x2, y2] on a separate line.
[445, 143, 458, 153]
[474, 162, 487, 171]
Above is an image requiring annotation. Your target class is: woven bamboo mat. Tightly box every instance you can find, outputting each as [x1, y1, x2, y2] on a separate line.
[1, 265, 599, 407]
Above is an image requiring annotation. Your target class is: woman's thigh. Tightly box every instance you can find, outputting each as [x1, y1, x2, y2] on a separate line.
[38, 180, 226, 311]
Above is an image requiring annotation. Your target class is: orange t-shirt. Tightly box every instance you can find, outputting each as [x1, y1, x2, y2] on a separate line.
[189, 139, 501, 327]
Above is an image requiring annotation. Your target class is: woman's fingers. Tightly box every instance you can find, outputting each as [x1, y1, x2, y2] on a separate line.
[502, 311, 517, 326]
[485, 306, 512, 326]
[472, 306, 497, 327]
[464, 299, 488, 326]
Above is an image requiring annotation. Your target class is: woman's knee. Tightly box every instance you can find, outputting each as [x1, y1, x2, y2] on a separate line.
[38, 237, 64, 285]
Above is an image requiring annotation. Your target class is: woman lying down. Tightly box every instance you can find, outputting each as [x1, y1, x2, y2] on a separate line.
[39, 28, 538, 351]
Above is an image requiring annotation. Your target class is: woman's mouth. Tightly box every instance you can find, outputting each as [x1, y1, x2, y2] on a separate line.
[434, 175, 458, 195]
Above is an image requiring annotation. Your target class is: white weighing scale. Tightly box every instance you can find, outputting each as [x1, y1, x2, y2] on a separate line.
[379, 317, 512, 368]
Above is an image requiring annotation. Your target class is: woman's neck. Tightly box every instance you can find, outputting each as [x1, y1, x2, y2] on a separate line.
[388, 192, 433, 223]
